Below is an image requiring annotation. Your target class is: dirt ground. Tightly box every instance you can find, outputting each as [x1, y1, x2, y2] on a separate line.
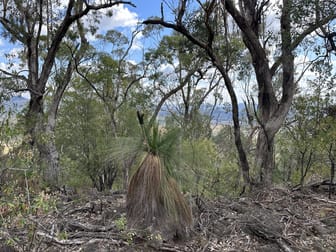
[1, 187, 336, 251]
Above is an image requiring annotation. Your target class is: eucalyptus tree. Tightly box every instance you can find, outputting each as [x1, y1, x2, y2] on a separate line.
[144, 0, 336, 188]
[145, 32, 207, 126]
[285, 96, 319, 186]
[74, 28, 147, 190]
[78, 29, 146, 137]
[0, 0, 134, 186]
[56, 79, 119, 191]
[145, 32, 226, 139]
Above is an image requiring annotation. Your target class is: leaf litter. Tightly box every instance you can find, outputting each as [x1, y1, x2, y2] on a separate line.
[1, 187, 336, 251]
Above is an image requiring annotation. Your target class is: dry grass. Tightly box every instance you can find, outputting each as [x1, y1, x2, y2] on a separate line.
[126, 153, 192, 240]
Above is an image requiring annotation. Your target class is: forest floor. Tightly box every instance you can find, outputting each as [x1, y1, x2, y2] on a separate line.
[1, 186, 336, 252]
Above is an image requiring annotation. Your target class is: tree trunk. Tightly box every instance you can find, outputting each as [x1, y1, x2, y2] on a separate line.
[26, 94, 61, 188]
[329, 143, 335, 199]
[255, 131, 275, 187]
[25, 101, 51, 187]
[38, 129, 60, 187]
[40, 112, 61, 187]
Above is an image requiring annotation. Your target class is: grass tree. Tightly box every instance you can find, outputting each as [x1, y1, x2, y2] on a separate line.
[125, 112, 192, 240]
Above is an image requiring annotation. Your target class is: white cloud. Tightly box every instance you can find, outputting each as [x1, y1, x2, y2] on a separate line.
[83, 3, 140, 46]
[0, 62, 8, 69]
[158, 63, 174, 73]
[96, 4, 139, 32]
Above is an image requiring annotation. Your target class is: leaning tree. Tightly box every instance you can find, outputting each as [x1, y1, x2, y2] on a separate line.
[144, 0, 336, 188]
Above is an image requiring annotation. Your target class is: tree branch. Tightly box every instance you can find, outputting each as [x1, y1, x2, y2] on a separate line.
[270, 13, 336, 75]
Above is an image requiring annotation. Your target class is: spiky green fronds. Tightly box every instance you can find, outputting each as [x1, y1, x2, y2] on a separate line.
[105, 136, 143, 164]
[107, 124, 180, 175]
[144, 124, 181, 175]
[109, 119, 192, 239]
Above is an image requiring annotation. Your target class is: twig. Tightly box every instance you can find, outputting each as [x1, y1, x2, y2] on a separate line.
[199, 240, 210, 252]
[312, 197, 336, 204]
[67, 220, 116, 232]
[36, 231, 115, 246]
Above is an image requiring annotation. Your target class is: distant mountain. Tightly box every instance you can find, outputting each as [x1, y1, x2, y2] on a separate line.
[158, 103, 248, 124]
[1, 96, 249, 124]
[202, 103, 247, 123]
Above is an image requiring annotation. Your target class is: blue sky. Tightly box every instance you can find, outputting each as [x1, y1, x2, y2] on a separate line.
[0, 1, 334, 102]
[0, 1, 169, 68]
[131, 0, 163, 20]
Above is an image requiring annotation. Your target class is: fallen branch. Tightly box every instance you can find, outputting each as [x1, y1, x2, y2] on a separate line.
[36, 231, 88, 245]
[68, 231, 121, 240]
[312, 197, 336, 204]
[67, 220, 116, 232]
[36, 231, 121, 246]
[64, 205, 95, 215]
[242, 217, 294, 252]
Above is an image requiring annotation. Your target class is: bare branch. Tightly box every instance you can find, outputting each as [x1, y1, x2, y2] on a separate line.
[0, 69, 27, 82]
[270, 13, 336, 75]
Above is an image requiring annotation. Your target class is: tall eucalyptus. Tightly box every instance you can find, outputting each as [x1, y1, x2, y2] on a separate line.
[144, 0, 336, 188]
[0, 0, 134, 186]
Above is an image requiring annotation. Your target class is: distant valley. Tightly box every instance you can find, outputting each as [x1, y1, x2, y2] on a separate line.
[2, 96, 248, 123]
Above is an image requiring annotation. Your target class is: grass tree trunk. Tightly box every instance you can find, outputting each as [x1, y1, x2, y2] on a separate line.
[127, 153, 192, 240]
[126, 124, 192, 240]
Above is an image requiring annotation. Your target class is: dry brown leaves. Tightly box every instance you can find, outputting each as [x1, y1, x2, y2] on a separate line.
[1, 187, 336, 251]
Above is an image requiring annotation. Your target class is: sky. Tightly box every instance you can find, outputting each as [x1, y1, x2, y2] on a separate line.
[94, 0, 171, 31]
[0, 1, 167, 72]
[131, 0, 163, 20]
[0, 1, 335, 103]
[1, 1, 174, 58]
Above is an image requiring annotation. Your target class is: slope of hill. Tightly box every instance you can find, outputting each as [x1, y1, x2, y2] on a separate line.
[1, 188, 335, 251]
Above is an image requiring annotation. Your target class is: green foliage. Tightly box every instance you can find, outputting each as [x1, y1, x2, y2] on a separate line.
[143, 125, 181, 174]
[60, 157, 93, 189]
[57, 231, 68, 240]
[277, 84, 336, 186]
[0, 176, 56, 228]
[178, 138, 216, 193]
[115, 214, 127, 231]
[56, 83, 111, 189]
[32, 191, 57, 214]
[176, 137, 241, 197]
